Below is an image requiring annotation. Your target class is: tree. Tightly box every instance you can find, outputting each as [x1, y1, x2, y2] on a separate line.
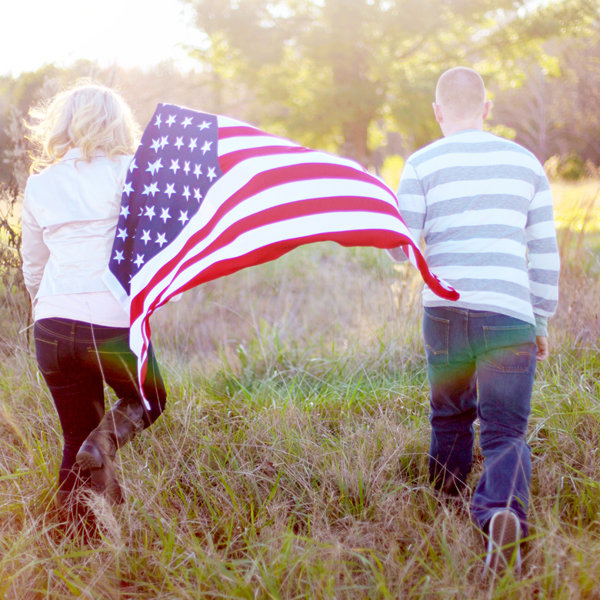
[181, 0, 596, 168]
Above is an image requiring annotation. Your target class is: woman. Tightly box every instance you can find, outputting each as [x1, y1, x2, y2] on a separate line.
[21, 83, 166, 517]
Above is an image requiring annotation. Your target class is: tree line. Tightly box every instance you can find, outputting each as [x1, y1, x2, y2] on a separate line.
[1, 0, 599, 191]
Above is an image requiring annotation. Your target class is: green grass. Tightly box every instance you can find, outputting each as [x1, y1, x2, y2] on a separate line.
[0, 184, 599, 599]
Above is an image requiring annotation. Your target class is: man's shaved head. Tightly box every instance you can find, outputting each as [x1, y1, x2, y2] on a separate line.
[435, 67, 486, 120]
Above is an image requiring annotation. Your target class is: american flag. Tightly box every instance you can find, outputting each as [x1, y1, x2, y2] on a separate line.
[104, 103, 458, 406]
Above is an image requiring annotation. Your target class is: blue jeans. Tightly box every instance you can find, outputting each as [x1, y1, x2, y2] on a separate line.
[423, 306, 536, 534]
[34, 318, 166, 494]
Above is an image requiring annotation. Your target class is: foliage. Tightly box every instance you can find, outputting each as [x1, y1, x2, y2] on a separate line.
[182, 0, 599, 168]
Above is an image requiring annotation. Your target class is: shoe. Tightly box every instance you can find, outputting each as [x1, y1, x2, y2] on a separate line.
[76, 399, 145, 504]
[483, 509, 522, 578]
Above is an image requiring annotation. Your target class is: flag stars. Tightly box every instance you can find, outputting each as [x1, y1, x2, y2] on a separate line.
[178, 210, 189, 225]
[144, 205, 156, 220]
[183, 161, 191, 175]
[146, 158, 163, 176]
[182, 185, 191, 201]
[140, 230, 152, 245]
[201, 140, 212, 154]
[155, 232, 168, 247]
[142, 182, 159, 196]
[174, 136, 184, 150]
[113, 250, 125, 264]
[166, 114, 177, 127]
[116, 227, 128, 241]
[197, 120, 211, 130]
[164, 182, 176, 199]
[129, 159, 137, 173]
[160, 207, 171, 223]
[154, 114, 162, 128]
[123, 181, 134, 196]
[150, 138, 161, 153]
[193, 164, 202, 179]
[169, 159, 181, 175]
[133, 254, 145, 268]
[181, 116, 193, 129]
[160, 136, 169, 149]
[207, 166, 217, 181]
[188, 137, 198, 151]
[120, 205, 130, 218]
[193, 188, 202, 202]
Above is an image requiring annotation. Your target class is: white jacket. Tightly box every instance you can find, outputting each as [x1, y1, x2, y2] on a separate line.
[22, 149, 131, 301]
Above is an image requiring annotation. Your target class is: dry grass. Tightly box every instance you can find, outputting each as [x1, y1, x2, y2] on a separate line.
[0, 182, 599, 598]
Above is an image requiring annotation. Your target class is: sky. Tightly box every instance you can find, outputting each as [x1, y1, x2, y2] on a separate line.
[0, 0, 205, 77]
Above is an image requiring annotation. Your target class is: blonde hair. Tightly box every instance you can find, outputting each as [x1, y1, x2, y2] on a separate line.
[435, 67, 486, 120]
[26, 81, 140, 172]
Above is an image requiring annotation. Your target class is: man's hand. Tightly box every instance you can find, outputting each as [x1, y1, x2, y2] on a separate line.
[536, 336, 549, 361]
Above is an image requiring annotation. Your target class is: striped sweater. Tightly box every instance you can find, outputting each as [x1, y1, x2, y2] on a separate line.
[393, 129, 560, 335]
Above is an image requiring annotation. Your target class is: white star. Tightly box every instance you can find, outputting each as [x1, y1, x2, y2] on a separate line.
[154, 113, 162, 128]
[120, 205, 130, 218]
[198, 120, 211, 130]
[133, 254, 145, 268]
[164, 183, 176, 199]
[150, 138, 161, 153]
[140, 230, 152, 245]
[181, 116, 193, 129]
[116, 227, 128, 241]
[166, 114, 176, 127]
[178, 210, 189, 225]
[144, 205, 156, 220]
[182, 185, 191, 201]
[193, 188, 202, 201]
[146, 158, 163, 176]
[123, 181, 134, 196]
[129, 159, 137, 173]
[201, 140, 212, 154]
[160, 207, 171, 223]
[183, 161, 191, 175]
[207, 166, 217, 181]
[174, 136, 184, 150]
[169, 159, 180, 175]
[160, 136, 169, 149]
[113, 250, 125, 264]
[188, 137, 198, 151]
[193, 164, 202, 179]
[155, 232, 168, 247]
[143, 181, 159, 197]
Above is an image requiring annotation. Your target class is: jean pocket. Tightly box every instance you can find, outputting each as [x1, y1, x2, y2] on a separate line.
[423, 312, 450, 365]
[482, 325, 535, 373]
[34, 336, 61, 377]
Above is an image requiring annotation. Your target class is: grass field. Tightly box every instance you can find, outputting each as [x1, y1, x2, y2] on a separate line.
[0, 181, 599, 599]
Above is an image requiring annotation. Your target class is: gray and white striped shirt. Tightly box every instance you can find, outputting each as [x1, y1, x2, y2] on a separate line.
[395, 129, 559, 334]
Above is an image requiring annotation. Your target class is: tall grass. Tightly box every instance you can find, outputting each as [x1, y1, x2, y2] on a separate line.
[0, 181, 599, 599]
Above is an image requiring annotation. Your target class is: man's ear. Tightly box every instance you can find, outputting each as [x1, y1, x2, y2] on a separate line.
[432, 102, 443, 124]
[483, 99, 492, 120]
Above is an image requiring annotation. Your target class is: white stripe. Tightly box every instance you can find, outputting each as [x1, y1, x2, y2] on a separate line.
[433, 265, 531, 284]
[218, 135, 298, 154]
[427, 179, 535, 204]
[427, 208, 527, 230]
[417, 150, 543, 177]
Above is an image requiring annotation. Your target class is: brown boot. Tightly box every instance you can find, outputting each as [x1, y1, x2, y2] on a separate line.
[76, 400, 145, 504]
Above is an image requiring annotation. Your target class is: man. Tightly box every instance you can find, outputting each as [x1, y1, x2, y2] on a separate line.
[388, 67, 559, 576]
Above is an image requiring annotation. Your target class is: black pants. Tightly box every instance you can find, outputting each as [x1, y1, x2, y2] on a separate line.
[34, 318, 166, 493]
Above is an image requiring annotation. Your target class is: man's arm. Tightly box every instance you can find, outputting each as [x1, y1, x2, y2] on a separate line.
[387, 160, 427, 262]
